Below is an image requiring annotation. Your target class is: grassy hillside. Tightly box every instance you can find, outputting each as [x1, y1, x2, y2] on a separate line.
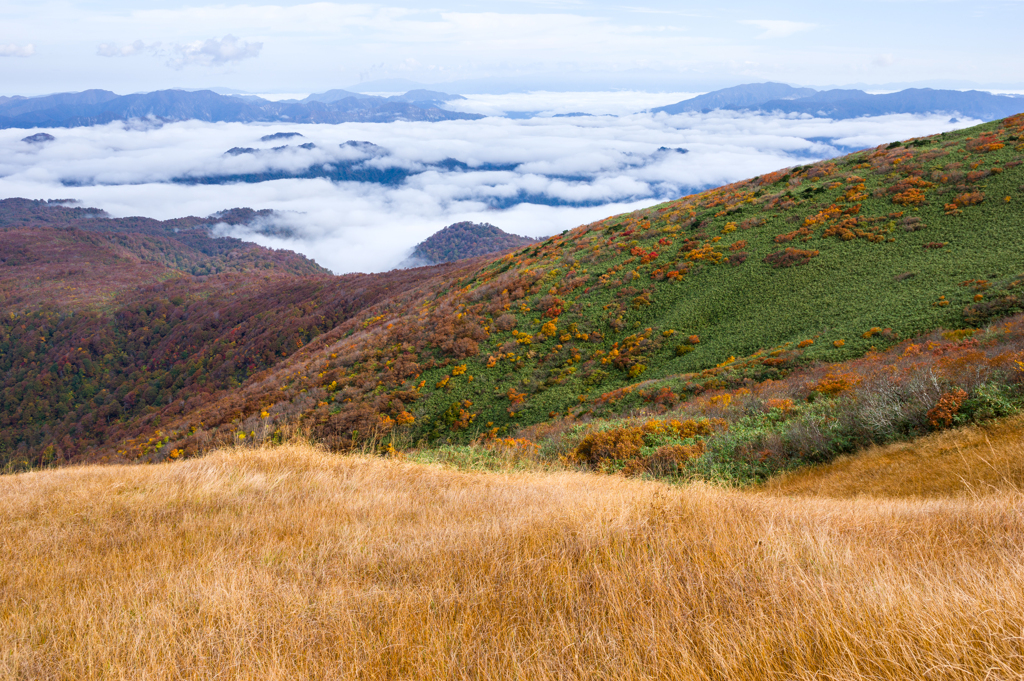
[3, 115, 1024, 467]
[148, 115, 1024, 459]
[2, 434, 1022, 679]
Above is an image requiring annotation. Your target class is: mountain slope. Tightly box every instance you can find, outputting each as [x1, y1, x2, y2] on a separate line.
[4, 116, 1024, 466]
[651, 82, 817, 114]
[128, 117, 1024, 460]
[0, 201, 475, 462]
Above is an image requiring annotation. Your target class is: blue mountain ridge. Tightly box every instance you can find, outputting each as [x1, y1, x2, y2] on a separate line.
[0, 88, 480, 129]
[652, 83, 1023, 121]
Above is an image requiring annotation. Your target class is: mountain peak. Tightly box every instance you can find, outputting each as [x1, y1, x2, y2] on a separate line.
[406, 221, 541, 266]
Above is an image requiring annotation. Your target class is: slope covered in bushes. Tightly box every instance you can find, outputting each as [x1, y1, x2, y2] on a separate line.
[202, 115, 1024, 456]
[4, 114, 1024, 468]
[0, 202, 478, 464]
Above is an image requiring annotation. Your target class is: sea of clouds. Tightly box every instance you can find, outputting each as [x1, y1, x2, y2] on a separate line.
[0, 91, 978, 273]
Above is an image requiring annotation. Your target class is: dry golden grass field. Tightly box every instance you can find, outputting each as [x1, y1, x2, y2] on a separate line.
[2, 419, 1024, 680]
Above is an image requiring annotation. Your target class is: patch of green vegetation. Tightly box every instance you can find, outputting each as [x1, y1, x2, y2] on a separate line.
[372, 116, 1024, 445]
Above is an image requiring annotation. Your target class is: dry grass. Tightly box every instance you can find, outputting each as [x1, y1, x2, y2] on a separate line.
[2, 441, 1024, 679]
[766, 413, 1024, 498]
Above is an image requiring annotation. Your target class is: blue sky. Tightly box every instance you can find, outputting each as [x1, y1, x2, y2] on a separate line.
[2, 1, 1023, 95]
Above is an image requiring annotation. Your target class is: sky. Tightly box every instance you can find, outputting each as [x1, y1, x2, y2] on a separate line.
[2, 1, 1024, 96]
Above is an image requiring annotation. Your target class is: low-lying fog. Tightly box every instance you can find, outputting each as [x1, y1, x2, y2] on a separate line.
[0, 92, 977, 273]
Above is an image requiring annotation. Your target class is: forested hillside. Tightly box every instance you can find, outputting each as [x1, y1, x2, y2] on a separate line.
[0, 203, 476, 463]
[409, 221, 541, 265]
[3, 114, 1024, 469]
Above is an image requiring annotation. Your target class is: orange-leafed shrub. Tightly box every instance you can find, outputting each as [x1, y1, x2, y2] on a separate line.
[952, 191, 985, 208]
[892, 188, 927, 206]
[927, 389, 968, 428]
[568, 419, 720, 469]
[684, 245, 723, 264]
[640, 387, 679, 407]
[708, 393, 732, 408]
[803, 204, 842, 227]
[775, 227, 813, 244]
[764, 248, 819, 268]
[812, 372, 860, 397]
[764, 398, 795, 413]
[966, 135, 1005, 153]
[797, 339, 814, 348]
[570, 427, 644, 466]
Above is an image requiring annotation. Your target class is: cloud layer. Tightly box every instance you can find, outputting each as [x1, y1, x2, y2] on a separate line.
[168, 35, 262, 69]
[0, 44, 34, 57]
[96, 40, 160, 57]
[0, 94, 978, 274]
[95, 35, 261, 69]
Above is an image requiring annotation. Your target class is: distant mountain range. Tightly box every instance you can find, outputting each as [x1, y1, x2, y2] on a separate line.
[652, 83, 1024, 121]
[4, 83, 1023, 129]
[0, 88, 480, 129]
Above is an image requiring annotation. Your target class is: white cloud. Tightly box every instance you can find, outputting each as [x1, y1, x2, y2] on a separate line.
[94, 35, 261, 69]
[0, 43, 34, 57]
[97, 40, 160, 57]
[874, 53, 895, 67]
[167, 35, 262, 69]
[740, 20, 816, 39]
[0, 96, 980, 274]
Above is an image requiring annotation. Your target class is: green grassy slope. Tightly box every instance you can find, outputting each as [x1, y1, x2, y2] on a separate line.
[139, 114, 1024, 459]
